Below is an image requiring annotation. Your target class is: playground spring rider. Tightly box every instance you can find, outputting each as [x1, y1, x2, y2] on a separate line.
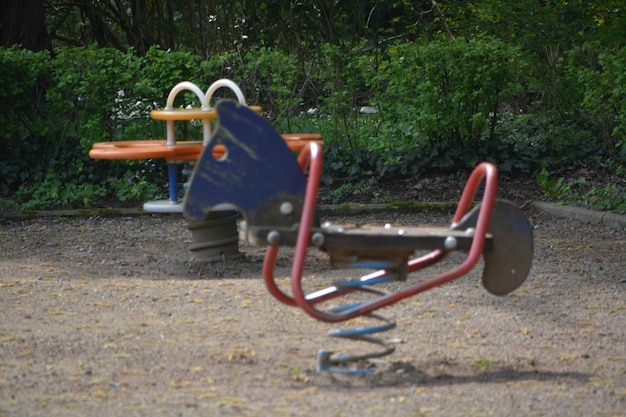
[88, 79, 322, 262]
[184, 101, 534, 374]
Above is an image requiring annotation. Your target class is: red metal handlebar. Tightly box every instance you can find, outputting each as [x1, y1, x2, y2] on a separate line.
[262, 143, 324, 307]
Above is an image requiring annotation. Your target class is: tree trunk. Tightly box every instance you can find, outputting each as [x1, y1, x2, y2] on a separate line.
[1, 0, 50, 51]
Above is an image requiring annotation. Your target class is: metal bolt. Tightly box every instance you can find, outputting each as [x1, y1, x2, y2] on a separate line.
[397, 229, 405, 235]
[464, 227, 475, 236]
[384, 223, 392, 229]
[311, 232, 325, 247]
[267, 230, 281, 245]
[280, 202, 293, 215]
[444, 236, 457, 250]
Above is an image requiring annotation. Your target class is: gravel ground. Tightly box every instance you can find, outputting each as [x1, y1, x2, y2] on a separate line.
[0, 207, 625, 417]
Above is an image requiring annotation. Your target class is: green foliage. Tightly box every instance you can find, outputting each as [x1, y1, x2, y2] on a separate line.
[583, 183, 626, 214]
[569, 42, 626, 159]
[0, 45, 208, 209]
[15, 171, 108, 210]
[364, 37, 523, 170]
[136, 46, 204, 104]
[109, 170, 163, 204]
[498, 111, 602, 174]
[537, 167, 626, 214]
[0, 47, 52, 192]
[0, 198, 18, 212]
[2, 6, 626, 211]
[474, 357, 500, 371]
[244, 47, 304, 126]
[536, 168, 587, 200]
[492, 113, 550, 174]
[47, 45, 150, 149]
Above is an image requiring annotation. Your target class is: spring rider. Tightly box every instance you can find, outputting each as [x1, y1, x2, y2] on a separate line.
[89, 79, 322, 262]
[184, 100, 534, 374]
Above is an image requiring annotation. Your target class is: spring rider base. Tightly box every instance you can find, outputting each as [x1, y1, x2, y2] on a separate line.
[186, 209, 242, 263]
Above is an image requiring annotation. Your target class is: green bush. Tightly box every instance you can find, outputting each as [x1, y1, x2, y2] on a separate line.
[243, 47, 304, 127]
[47, 45, 142, 149]
[1, 41, 624, 211]
[0, 47, 51, 193]
[570, 43, 626, 161]
[365, 37, 523, 172]
[0, 45, 209, 209]
[537, 165, 626, 214]
[108, 167, 163, 204]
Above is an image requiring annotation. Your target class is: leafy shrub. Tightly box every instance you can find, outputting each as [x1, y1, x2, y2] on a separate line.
[365, 37, 523, 171]
[47, 45, 142, 149]
[537, 165, 626, 214]
[584, 183, 626, 214]
[1, 45, 208, 208]
[14, 167, 109, 210]
[108, 168, 164, 204]
[1, 41, 624, 210]
[494, 112, 602, 174]
[569, 43, 626, 161]
[0, 47, 51, 193]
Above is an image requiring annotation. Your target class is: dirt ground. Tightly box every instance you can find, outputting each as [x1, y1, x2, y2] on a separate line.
[0, 204, 625, 417]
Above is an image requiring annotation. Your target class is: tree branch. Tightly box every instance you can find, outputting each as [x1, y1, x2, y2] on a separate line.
[431, 0, 455, 40]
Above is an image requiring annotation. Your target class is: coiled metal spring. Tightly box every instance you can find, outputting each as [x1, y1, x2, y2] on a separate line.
[316, 276, 397, 374]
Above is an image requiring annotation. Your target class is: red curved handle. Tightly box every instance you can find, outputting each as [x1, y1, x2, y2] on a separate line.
[263, 143, 360, 307]
[262, 143, 324, 307]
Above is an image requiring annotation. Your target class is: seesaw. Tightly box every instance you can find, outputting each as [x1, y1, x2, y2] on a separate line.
[184, 101, 534, 374]
[89, 79, 322, 261]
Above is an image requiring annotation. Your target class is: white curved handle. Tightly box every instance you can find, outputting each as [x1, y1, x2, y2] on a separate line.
[205, 79, 247, 106]
[203, 79, 247, 145]
[162, 80, 246, 146]
[164, 82, 211, 145]
[165, 81, 210, 111]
